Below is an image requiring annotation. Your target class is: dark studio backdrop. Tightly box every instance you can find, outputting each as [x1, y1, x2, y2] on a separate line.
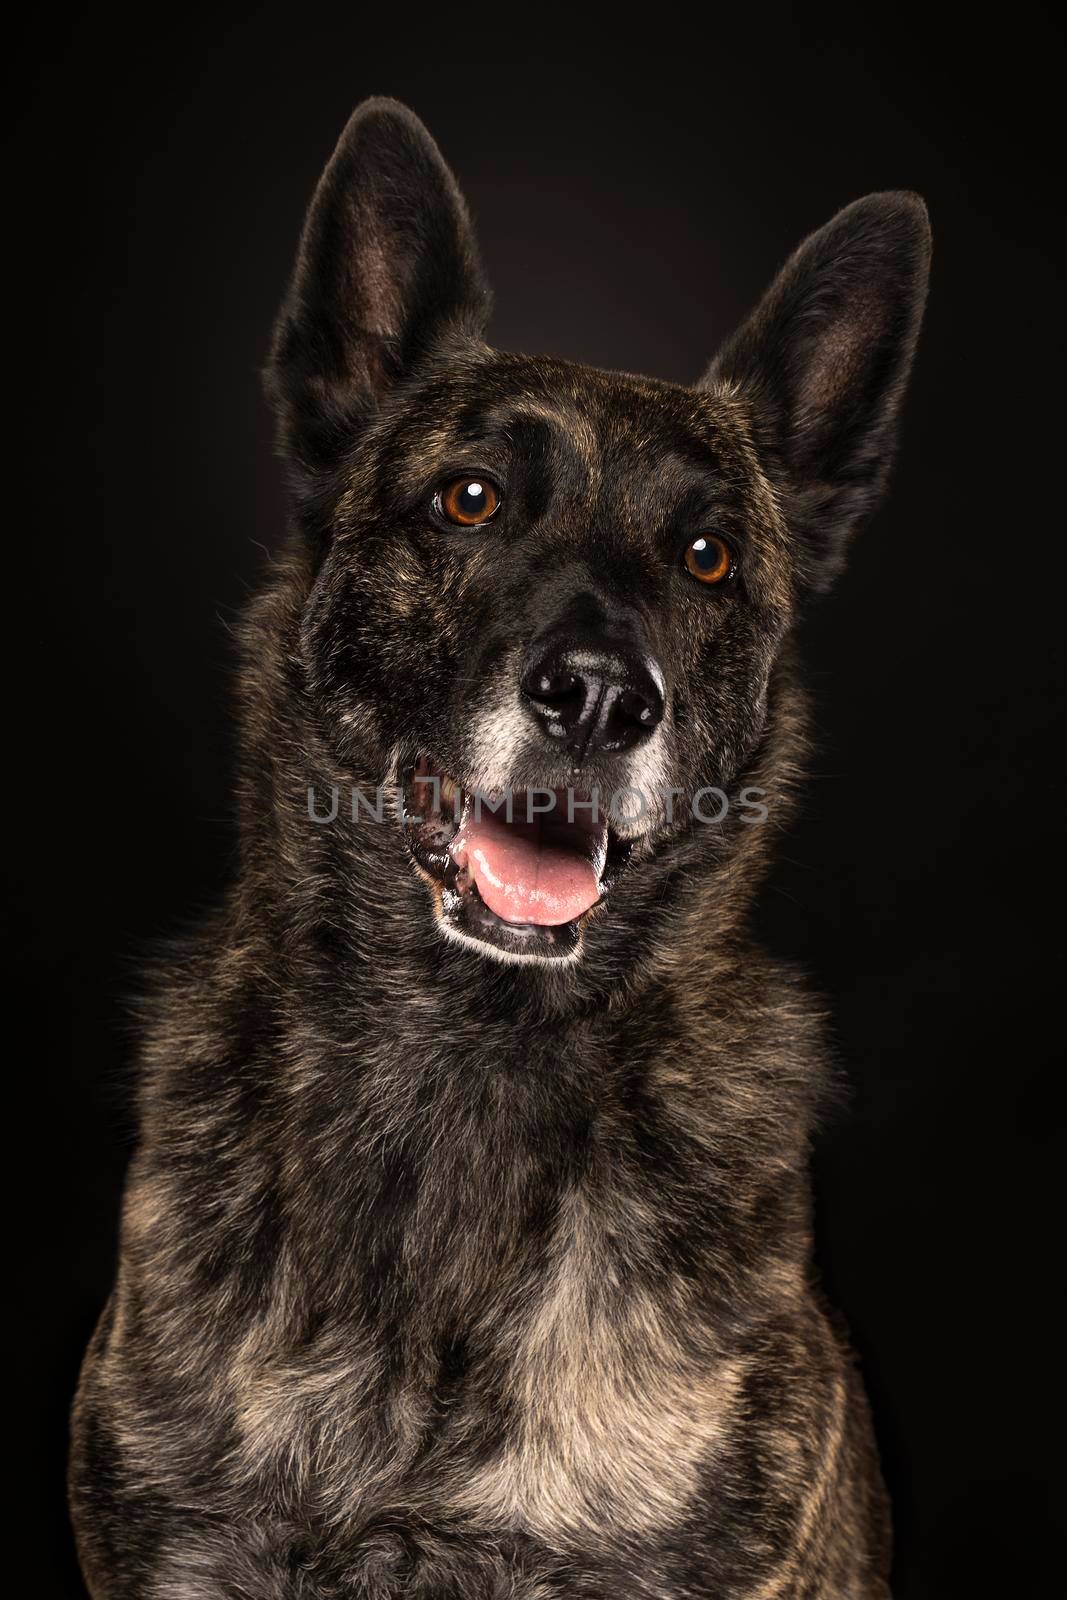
[9, 7, 1064, 1596]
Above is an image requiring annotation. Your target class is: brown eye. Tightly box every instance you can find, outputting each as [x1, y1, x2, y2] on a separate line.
[435, 476, 500, 526]
[684, 534, 735, 585]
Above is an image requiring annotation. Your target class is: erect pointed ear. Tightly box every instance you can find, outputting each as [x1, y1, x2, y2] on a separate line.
[267, 99, 490, 496]
[702, 193, 931, 590]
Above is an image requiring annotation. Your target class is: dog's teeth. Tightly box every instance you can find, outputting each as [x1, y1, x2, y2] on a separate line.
[440, 776, 457, 806]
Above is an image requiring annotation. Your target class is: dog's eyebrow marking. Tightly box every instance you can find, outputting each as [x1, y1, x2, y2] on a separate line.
[499, 411, 557, 451]
[667, 478, 740, 529]
[659, 435, 731, 480]
[488, 399, 600, 470]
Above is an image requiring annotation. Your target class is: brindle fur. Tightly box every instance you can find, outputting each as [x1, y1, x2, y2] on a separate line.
[70, 100, 930, 1598]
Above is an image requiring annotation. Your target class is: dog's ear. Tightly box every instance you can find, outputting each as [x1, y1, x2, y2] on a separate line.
[702, 193, 930, 590]
[268, 99, 490, 497]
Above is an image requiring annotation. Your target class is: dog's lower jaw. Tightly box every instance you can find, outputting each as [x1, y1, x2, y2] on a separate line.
[432, 883, 585, 965]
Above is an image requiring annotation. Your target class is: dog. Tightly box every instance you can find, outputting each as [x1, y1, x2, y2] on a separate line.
[70, 98, 930, 1598]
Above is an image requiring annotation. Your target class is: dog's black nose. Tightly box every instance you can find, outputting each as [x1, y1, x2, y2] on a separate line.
[520, 637, 665, 759]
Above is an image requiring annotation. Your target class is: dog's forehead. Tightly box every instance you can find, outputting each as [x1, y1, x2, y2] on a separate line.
[391, 351, 757, 502]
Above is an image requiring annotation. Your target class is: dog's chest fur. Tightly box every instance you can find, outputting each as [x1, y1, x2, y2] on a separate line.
[234, 1119, 742, 1539]
[98, 951, 841, 1592]
[232, 1163, 743, 1544]
[201, 988, 771, 1513]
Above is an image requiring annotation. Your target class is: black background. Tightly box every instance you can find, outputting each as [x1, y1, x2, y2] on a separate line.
[10, 7, 1064, 1596]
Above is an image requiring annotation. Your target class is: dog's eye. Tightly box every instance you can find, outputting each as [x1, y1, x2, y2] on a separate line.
[434, 477, 501, 526]
[684, 535, 735, 586]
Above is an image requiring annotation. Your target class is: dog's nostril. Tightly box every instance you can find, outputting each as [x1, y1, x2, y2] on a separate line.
[619, 688, 659, 728]
[522, 669, 583, 742]
[598, 684, 663, 753]
[532, 670, 579, 702]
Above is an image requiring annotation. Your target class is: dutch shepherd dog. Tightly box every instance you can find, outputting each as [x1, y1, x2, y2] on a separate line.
[70, 99, 930, 1598]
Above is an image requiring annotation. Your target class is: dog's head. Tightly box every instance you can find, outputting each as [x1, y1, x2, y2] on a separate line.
[267, 100, 929, 967]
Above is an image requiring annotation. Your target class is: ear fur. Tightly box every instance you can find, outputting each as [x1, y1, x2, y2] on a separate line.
[268, 98, 490, 499]
[703, 192, 931, 589]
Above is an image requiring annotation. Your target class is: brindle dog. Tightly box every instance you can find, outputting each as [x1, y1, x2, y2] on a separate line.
[70, 99, 930, 1598]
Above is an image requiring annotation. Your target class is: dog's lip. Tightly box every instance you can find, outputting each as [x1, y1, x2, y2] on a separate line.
[399, 754, 633, 957]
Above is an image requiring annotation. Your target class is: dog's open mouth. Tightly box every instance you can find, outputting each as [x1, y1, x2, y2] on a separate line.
[401, 755, 632, 961]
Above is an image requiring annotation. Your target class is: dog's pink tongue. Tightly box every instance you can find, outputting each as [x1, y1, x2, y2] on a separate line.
[451, 801, 606, 926]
